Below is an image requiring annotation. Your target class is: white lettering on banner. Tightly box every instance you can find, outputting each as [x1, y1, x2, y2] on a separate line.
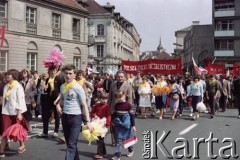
[147, 64, 176, 70]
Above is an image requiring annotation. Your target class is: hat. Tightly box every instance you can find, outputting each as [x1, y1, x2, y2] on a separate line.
[43, 47, 65, 69]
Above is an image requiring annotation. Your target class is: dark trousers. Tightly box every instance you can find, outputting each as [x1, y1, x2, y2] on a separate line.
[134, 90, 140, 113]
[235, 95, 240, 115]
[53, 103, 60, 133]
[220, 95, 228, 111]
[41, 94, 51, 134]
[208, 95, 216, 115]
[62, 114, 82, 160]
[192, 96, 202, 113]
[97, 136, 106, 156]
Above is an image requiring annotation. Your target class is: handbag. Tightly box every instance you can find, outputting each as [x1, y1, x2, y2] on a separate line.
[172, 94, 179, 101]
[31, 98, 36, 109]
[123, 135, 138, 149]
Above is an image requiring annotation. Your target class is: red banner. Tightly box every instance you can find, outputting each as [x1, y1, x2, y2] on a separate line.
[233, 64, 240, 76]
[0, 25, 6, 47]
[122, 58, 182, 75]
[206, 64, 224, 75]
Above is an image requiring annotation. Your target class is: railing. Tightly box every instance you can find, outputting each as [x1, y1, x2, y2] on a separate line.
[73, 32, 80, 41]
[52, 29, 61, 39]
[26, 23, 37, 35]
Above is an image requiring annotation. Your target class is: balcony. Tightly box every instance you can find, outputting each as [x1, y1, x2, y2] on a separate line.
[26, 24, 37, 35]
[214, 10, 235, 17]
[94, 35, 106, 43]
[214, 50, 234, 57]
[214, 30, 234, 37]
[73, 33, 80, 41]
[52, 29, 61, 39]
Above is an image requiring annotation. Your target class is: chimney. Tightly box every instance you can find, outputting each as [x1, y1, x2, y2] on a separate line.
[103, 2, 115, 14]
[192, 21, 200, 26]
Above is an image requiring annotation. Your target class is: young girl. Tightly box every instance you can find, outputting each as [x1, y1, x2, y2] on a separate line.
[90, 92, 111, 159]
[112, 91, 136, 160]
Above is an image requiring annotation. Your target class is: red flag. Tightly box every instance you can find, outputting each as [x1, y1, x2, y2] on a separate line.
[0, 25, 6, 47]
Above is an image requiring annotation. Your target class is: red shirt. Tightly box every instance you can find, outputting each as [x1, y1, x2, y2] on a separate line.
[90, 102, 111, 128]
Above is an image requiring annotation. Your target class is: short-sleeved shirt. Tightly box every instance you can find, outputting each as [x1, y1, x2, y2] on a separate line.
[60, 83, 86, 115]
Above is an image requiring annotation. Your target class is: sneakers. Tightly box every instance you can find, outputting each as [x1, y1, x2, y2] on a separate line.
[53, 132, 59, 138]
[0, 153, 5, 158]
[37, 133, 48, 138]
[238, 115, 240, 119]
[179, 114, 182, 117]
[155, 110, 160, 114]
[94, 154, 103, 159]
[111, 156, 120, 160]
[127, 151, 134, 157]
[37, 115, 42, 119]
[189, 113, 193, 117]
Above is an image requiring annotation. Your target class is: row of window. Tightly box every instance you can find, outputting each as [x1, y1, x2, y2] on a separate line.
[215, 1, 235, 11]
[0, 51, 81, 73]
[215, 20, 234, 31]
[215, 39, 234, 50]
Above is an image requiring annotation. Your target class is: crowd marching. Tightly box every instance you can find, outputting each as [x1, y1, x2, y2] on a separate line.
[0, 49, 240, 160]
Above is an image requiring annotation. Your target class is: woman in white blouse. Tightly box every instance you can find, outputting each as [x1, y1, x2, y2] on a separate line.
[138, 76, 151, 118]
[0, 69, 28, 157]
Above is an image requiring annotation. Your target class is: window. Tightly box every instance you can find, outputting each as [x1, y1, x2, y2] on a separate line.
[26, 7, 37, 24]
[215, 20, 234, 31]
[215, 1, 234, 11]
[52, 13, 61, 29]
[72, 18, 80, 33]
[0, 50, 7, 73]
[0, 1, 6, 18]
[97, 24, 104, 36]
[27, 52, 37, 71]
[215, 40, 234, 50]
[97, 45, 104, 57]
[73, 56, 81, 70]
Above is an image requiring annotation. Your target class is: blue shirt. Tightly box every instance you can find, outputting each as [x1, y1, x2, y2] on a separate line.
[187, 82, 203, 97]
[60, 83, 86, 115]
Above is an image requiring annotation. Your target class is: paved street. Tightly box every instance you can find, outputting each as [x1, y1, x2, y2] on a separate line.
[1, 108, 240, 160]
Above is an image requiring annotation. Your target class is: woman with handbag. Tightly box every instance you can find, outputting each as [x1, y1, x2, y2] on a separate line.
[20, 69, 37, 125]
[187, 76, 204, 120]
[169, 79, 181, 120]
[0, 69, 29, 157]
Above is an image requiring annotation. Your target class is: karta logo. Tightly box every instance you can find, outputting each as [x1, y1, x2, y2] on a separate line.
[142, 131, 239, 159]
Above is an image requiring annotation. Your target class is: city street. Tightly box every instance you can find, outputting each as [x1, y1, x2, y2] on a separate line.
[1, 108, 240, 160]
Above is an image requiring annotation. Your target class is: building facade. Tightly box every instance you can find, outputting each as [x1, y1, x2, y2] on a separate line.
[83, 0, 141, 74]
[0, 0, 89, 74]
[183, 24, 214, 72]
[213, 0, 240, 68]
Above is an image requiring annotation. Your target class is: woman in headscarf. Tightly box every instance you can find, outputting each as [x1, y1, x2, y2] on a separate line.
[0, 69, 28, 157]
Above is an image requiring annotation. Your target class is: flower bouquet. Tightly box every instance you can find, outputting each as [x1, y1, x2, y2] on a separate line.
[81, 117, 108, 145]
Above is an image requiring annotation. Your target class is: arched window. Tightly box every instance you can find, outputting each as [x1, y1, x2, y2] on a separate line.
[0, 39, 9, 73]
[97, 24, 104, 36]
[54, 44, 62, 51]
[27, 41, 38, 71]
[73, 47, 81, 70]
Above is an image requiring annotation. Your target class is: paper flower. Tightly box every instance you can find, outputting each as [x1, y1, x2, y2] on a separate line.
[43, 47, 65, 68]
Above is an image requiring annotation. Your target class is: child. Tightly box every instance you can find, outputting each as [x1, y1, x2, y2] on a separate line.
[112, 91, 136, 160]
[90, 92, 111, 159]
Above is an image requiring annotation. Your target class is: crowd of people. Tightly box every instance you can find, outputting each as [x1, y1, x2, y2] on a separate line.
[0, 65, 240, 160]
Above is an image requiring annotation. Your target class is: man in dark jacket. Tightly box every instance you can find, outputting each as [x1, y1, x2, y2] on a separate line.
[102, 73, 113, 93]
[233, 74, 240, 118]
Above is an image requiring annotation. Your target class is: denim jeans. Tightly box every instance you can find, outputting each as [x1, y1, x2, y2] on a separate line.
[114, 138, 133, 158]
[62, 114, 82, 160]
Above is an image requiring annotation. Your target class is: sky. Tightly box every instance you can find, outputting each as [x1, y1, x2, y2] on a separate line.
[95, 0, 212, 54]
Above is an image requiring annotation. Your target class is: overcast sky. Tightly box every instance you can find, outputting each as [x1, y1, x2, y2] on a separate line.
[95, 0, 212, 53]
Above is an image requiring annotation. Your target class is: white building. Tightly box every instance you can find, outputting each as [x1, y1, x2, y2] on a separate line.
[82, 0, 141, 74]
[0, 0, 89, 74]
